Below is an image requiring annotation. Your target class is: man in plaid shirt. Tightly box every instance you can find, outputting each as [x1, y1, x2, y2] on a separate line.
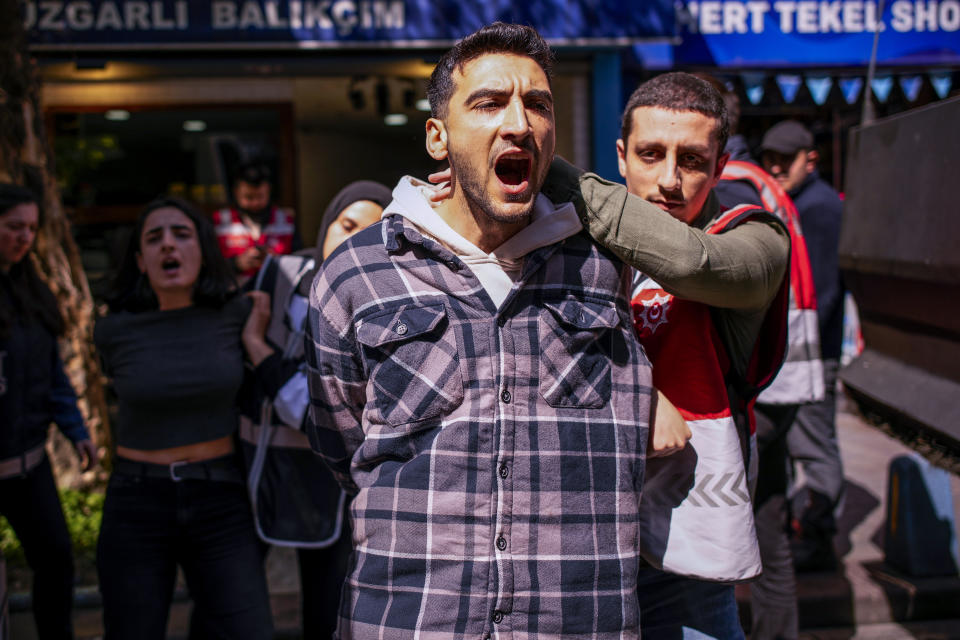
[305, 23, 660, 639]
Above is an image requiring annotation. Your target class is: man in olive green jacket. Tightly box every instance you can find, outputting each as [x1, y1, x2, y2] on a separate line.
[540, 72, 790, 639]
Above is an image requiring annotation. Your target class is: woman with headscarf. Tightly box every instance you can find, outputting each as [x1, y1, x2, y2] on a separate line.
[0, 183, 97, 640]
[240, 180, 392, 638]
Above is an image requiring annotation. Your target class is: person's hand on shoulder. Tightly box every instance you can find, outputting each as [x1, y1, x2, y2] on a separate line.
[649, 390, 691, 457]
[427, 168, 452, 203]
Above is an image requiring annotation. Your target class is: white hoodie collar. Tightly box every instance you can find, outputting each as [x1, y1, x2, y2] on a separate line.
[383, 175, 582, 263]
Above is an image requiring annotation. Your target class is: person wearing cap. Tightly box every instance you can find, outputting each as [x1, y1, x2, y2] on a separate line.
[212, 160, 302, 279]
[761, 120, 846, 572]
[240, 180, 392, 639]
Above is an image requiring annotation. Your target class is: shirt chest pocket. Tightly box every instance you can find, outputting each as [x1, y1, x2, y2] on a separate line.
[539, 299, 619, 409]
[356, 303, 464, 427]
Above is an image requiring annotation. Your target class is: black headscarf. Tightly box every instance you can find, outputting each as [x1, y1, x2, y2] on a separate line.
[315, 180, 393, 250]
[295, 180, 393, 297]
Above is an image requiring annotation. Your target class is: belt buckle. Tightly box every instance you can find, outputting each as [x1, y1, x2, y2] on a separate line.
[169, 460, 187, 482]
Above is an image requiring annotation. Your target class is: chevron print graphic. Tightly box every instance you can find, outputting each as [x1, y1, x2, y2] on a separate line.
[647, 471, 749, 508]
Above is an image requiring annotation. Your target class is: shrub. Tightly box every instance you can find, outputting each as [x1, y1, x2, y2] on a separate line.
[0, 488, 104, 567]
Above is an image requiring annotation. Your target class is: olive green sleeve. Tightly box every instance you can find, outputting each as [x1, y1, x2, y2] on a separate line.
[542, 156, 790, 313]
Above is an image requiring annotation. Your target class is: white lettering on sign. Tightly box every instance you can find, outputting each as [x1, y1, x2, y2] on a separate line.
[23, 1, 405, 33]
[890, 0, 960, 30]
[24, 1, 189, 31]
[685, 0, 902, 33]
[207, 0, 404, 32]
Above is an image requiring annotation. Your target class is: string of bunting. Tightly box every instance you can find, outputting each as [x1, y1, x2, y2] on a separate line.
[726, 71, 954, 105]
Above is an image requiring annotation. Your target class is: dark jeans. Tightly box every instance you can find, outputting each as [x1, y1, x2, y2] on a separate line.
[0, 456, 75, 640]
[96, 469, 273, 640]
[636, 565, 745, 639]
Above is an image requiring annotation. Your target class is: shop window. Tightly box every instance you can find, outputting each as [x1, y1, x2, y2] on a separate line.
[49, 105, 293, 301]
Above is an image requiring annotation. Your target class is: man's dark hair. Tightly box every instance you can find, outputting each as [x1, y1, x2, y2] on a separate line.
[621, 72, 730, 153]
[0, 183, 63, 339]
[232, 160, 272, 188]
[427, 22, 554, 119]
[108, 197, 236, 313]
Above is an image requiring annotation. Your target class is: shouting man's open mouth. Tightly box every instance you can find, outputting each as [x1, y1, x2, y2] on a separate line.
[494, 152, 532, 195]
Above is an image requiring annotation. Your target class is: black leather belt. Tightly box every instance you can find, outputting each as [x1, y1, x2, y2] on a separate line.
[114, 455, 243, 484]
[0, 443, 46, 479]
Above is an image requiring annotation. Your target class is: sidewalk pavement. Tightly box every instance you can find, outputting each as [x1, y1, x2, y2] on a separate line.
[737, 396, 960, 639]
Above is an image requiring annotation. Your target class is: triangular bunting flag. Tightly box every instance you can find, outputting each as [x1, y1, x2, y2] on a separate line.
[871, 76, 894, 103]
[741, 72, 765, 105]
[839, 77, 864, 104]
[930, 72, 953, 99]
[776, 74, 803, 103]
[806, 76, 833, 105]
[899, 75, 923, 102]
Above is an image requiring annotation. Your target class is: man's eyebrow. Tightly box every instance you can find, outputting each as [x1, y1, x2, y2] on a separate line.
[463, 87, 554, 106]
[679, 143, 712, 155]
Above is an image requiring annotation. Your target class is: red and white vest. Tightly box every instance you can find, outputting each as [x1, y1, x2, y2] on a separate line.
[721, 160, 825, 405]
[212, 206, 296, 276]
[632, 204, 789, 582]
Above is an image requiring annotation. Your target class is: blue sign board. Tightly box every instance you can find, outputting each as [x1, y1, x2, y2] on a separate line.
[668, 0, 960, 66]
[23, 0, 675, 49]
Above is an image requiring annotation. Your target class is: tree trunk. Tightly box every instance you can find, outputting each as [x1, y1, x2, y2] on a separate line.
[1, 0, 110, 488]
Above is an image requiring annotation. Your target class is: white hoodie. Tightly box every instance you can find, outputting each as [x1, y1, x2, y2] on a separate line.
[383, 176, 583, 308]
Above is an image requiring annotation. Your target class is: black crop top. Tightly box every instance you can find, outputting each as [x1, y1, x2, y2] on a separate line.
[94, 295, 251, 450]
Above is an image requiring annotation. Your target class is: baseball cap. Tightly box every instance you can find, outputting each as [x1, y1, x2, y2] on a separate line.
[760, 120, 814, 155]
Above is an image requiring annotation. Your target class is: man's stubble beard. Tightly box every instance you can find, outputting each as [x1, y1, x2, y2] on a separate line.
[448, 146, 535, 227]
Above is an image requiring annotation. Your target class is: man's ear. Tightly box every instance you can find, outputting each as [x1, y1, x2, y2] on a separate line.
[426, 118, 449, 161]
[805, 149, 819, 173]
[616, 139, 627, 179]
[713, 151, 730, 184]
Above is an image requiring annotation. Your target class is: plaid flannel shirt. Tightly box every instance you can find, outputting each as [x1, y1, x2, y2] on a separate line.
[305, 214, 652, 639]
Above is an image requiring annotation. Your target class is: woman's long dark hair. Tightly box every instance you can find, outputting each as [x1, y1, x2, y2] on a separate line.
[107, 197, 236, 313]
[0, 183, 63, 339]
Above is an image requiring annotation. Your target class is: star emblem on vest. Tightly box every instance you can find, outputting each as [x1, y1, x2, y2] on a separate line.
[633, 290, 672, 337]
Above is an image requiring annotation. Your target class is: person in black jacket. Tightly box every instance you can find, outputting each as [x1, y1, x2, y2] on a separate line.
[0, 183, 97, 640]
[761, 120, 846, 571]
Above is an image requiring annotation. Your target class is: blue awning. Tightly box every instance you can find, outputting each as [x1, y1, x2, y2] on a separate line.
[636, 0, 960, 68]
[24, 0, 676, 50]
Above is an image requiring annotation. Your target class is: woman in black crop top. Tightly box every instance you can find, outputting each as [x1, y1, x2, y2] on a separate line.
[94, 197, 272, 639]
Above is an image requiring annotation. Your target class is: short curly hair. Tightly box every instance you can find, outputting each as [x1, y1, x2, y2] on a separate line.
[621, 72, 730, 152]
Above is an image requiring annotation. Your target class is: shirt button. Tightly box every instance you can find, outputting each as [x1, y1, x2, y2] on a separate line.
[492, 611, 504, 624]
[498, 464, 509, 479]
[395, 323, 407, 335]
[496, 536, 507, 551]
[500, 389, 511, 403]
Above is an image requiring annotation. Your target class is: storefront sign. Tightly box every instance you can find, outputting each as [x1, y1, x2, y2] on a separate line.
[673, 0, 960, 66]
[23, 0, 674, 49]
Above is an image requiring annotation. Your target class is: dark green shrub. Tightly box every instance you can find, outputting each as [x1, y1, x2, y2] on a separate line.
[0, 488, 104, 568]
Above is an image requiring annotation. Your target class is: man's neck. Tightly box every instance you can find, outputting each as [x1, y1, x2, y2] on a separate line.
[690, 190, 721, 230]
[433, 193, 530, 254]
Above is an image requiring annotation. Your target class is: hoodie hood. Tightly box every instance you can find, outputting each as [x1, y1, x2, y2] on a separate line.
[384, 175, 582, 307]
